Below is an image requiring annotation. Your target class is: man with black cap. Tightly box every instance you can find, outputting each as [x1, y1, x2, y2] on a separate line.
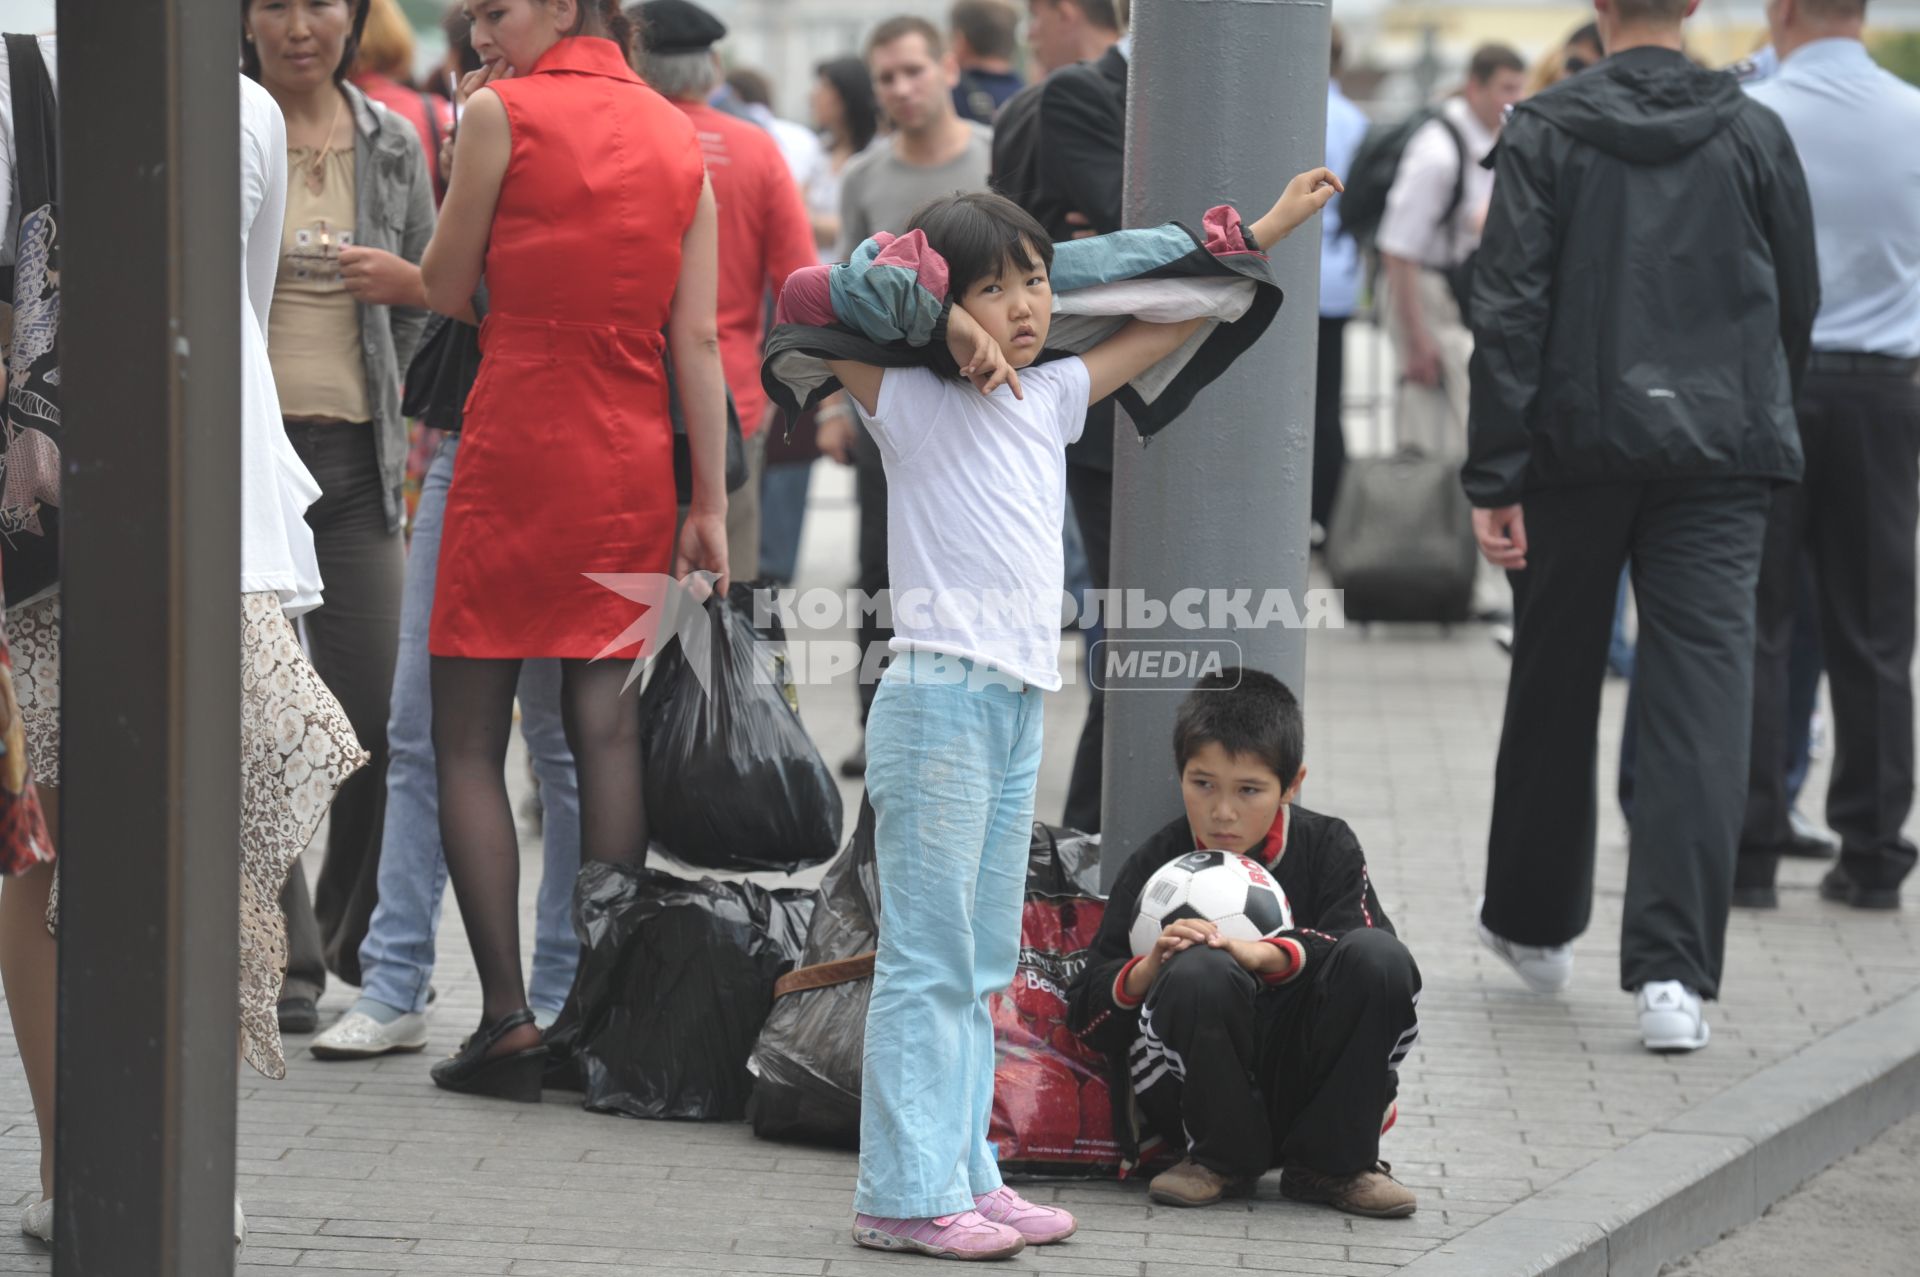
[631, 0, 816, 580]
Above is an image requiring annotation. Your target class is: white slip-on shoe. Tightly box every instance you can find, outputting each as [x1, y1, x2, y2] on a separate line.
[310, 1008, 429, 1060]
[1476, 900, 1573, 993]
[1638, 980, 1710, 1052]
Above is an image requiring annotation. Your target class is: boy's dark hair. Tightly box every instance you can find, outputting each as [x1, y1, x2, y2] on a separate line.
[951, 0, 1019, 61]
[1468, 42, 1526, 83]
[907, 191, 1054, 301]
[867, 14, 946, 62]
[1173, 667, 1304, 786]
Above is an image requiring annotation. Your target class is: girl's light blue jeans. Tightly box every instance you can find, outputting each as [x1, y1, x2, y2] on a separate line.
[855, 651, 1045, 1219]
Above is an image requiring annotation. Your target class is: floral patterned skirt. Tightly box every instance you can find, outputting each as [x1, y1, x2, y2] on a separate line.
[32, 592, 368, 1078]
[4, 592, 59, 791]
[0, 599, 51, 876]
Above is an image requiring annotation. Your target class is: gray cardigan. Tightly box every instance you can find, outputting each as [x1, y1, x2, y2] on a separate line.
[343, 83, 435, 534]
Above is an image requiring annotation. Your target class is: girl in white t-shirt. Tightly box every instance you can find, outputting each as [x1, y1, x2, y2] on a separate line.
[782, 176, 1341, 1261]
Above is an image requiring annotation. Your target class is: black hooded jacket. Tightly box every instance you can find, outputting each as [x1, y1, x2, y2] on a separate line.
[1462, 47, 1819, 508]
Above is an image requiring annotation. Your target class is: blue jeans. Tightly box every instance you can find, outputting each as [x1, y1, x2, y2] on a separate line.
[856, 652, 1045, 1218]
[357, 437, 582, 1017]
[758, 459, 813, 585]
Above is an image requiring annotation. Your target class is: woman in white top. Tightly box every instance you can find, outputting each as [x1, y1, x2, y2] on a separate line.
[233, 72, 369, 1090]
[6, 73, 370, 1247]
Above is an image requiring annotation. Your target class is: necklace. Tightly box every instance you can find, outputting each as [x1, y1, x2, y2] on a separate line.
[297, 92, 346, 196]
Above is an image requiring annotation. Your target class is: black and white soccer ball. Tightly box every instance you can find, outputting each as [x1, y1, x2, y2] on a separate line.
[1129, 851, 1293, 957]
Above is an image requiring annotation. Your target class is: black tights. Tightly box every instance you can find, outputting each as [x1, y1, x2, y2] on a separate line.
[431, 656, 645, 1026]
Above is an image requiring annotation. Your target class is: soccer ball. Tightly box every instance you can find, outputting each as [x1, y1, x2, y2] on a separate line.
[1129, 851, 1293, 957]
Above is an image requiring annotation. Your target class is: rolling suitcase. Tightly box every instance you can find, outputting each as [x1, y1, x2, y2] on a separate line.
[1325, 446, 1479, 624]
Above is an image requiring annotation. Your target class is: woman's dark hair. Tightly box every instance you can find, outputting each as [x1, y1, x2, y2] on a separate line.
[906, 191, 1053, 302]
[442, 1, 483, 77]
[240, 0, 373, 85]
[815, 55, 878, 153]
[573, 0, 635, 58]
[1173, 667, 1305, 786]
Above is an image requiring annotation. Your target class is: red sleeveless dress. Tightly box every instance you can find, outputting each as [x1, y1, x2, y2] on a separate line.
[430, 37, 704, 660]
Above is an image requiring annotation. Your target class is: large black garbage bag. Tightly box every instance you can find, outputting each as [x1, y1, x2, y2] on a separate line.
[746, 796, 878, 1148]
[547, 861, 814, 1121]
[638, 582, 843, 873]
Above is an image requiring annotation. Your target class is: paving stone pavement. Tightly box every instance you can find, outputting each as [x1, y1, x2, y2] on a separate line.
[1, 459, 1917, 1275]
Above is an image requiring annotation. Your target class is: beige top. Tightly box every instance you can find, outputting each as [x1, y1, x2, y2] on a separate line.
[269, 146, 369, 423]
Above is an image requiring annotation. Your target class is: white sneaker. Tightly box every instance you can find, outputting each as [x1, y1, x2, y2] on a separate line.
[235, 1194, 246, 1246]
[1476, 904, 1573, 993]
[310, 1008, 429, 1060]
[1638, 981, 1710, 1052]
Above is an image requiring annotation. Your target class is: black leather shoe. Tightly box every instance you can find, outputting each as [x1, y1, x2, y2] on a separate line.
[276, 996, 319, 1035]
[1819, 866, 1901, 911]
[1733, 854, 1779, 909]
[430, 1009, 545, 1102]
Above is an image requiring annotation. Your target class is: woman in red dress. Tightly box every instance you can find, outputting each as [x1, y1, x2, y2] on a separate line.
[420, 0, 730, 1099]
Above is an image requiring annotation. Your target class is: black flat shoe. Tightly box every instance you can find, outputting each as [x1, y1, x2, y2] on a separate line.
[276, 996, 319, 1035]
[839, 745, 867, 779]
[430, 1009, 545, 1102]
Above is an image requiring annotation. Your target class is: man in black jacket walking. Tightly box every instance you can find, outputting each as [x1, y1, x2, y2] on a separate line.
[1465, 0, 1817, 1051]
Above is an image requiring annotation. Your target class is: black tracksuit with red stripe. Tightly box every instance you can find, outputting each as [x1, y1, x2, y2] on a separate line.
[1066, 805, 1422, 1179]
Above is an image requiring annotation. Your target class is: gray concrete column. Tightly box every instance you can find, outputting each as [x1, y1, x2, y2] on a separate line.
[1101, 0, 1328, 879]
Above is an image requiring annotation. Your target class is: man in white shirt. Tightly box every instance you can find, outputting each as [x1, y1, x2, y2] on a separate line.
[1377, 44, 1524, 459]
[1739, 0, 1920, 911]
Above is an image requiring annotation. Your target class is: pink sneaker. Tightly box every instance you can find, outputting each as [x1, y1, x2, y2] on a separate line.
[973, 1186, 1077, 1244]
[851, 1209, 1026, 1260]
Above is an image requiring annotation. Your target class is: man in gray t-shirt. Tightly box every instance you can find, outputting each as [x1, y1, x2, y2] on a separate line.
[836, 17, 993, 261]
[821, 16, 996, 777]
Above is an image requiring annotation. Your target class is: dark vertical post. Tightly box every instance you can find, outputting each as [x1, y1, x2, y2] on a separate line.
[54, 0, 242, 1271]
[1102, 0, 1329, 877]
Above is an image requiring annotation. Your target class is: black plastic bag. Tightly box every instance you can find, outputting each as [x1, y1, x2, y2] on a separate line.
[546, 861, 813, 1121]
[746, 796, 878, 1148]
[638, 583, 843, 873]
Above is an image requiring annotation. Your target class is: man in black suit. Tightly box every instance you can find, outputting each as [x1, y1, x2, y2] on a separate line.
[990, 0, 1127, 832]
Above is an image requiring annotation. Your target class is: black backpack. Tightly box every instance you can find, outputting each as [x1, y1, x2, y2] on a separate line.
[1338, 106, 1468, 251]
[1338, 105, 1479, 322]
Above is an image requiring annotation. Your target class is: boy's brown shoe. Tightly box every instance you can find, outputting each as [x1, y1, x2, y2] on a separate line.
[1280, 1162, 1417, 1219]
[1147, 1159, 1254, 1208]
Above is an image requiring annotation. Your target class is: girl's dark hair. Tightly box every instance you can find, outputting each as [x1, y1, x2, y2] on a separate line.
[240, 0, 373, 85]
[906, 191, 1053, 301]
[815, 55, 878, 154]
[1173, 667, 1305, 786]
